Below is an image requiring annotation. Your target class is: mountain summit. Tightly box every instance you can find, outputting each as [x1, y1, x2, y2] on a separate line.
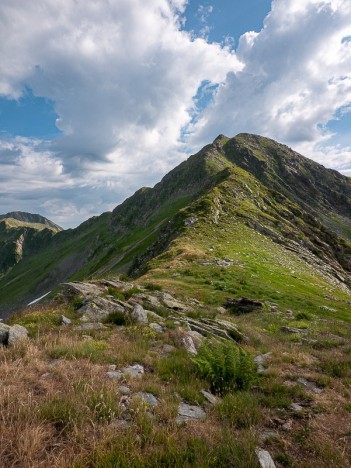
[1, 133, 351, 315]
[0, 211, 62, 231]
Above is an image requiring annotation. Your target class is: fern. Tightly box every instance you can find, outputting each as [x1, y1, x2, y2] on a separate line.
[192, 339, 257, 394]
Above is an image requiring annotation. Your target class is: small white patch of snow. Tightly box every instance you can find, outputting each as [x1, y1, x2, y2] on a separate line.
[27, 291, 51, 306]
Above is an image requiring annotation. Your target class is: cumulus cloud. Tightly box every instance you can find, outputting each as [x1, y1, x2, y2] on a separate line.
[1, 0, 351, 227]
[0, 0, 240, 226]
[190, 0, 351, 168]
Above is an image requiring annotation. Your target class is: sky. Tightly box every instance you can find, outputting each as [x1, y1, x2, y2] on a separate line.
[0, 0, 350, 228]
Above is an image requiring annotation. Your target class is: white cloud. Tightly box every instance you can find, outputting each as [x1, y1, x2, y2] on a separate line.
[190, 0, 351, 170]
[0, 0, 240, 226]
[1, 0, 351, 228]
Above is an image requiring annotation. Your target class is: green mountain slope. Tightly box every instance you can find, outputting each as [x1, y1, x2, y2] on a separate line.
[1, 133, 351, 318]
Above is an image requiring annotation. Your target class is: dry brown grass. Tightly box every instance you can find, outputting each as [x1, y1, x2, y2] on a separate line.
[1, 298, 351, 467]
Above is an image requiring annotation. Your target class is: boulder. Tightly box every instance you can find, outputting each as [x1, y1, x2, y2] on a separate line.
[200, 390, 218, 405]
[181, 334, 197, 355]
[156, 292, 189, 311]
[60, 315, 72, 325]
[131, 304, 148, 324]
[63, 281, 105, 298]
[8, 324, 28, 345]
[135, 392, 158, 407]
[80, 297, 126, 322]
[176, 403, 206, 424]
[0, 323, 10, 345]
[256, 448, 276, 468]
[254, 352, 272, 373]
[149, 322, 163, 333]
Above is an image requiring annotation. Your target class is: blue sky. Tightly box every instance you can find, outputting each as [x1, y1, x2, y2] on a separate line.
[0, 0, 350, 228]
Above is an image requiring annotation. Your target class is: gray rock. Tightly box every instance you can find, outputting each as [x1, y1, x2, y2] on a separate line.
[107, 371, 123, 380]
[60, 315, 72, 325]
[149, 322, 163, 333]
[157, 292, 189, 311]
[181, 335, 197, 355]
[216, 307, 227, 315]
[121, 364, 144, 379]
[162, 344, 176, 353]
[256, 448, 276, 468]
[184, 216, 198, 226]
[301, 338, 318, 345]
[176, 403, 206, 424]
[135, 392, 158, 407]
[131, 304, 148, 324]
[102, 279, 134, 291]
[296, 377, 323, 394]
[80, 297, 126, 322]
[119, 386, 131, 395]
[290, 403, 304, 412]
[109, 419, 130, 429]
[254, 352, 272, 373]
[320, 305, 336, 312]
[108, 364, 117, 371]
[0, 323, 10, 345]
[142, 295, 162, 308]
[8, 324, 28, 345]
[63, 281, 105, 298]
[280, 326, 307, 334]
[200, 390, 217, 405]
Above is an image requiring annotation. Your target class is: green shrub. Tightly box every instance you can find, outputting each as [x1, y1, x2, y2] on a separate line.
[124, 287, 142, 300]
[192, 339, 257, 394]
[107, 286, 126, 301]
[104, 310, 132, 326]
[295, 311, 311, 321]
[72, 295, 84, 310]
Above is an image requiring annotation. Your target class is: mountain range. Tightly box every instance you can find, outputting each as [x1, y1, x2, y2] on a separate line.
[1, 133, 351, 317]
[2, 133, 351, 467]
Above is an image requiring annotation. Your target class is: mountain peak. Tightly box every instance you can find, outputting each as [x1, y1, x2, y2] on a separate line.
[0, 211, 62, 232]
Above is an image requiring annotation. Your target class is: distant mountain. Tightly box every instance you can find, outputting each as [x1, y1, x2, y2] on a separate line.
[1, 133, 351, 317]
[0, 212, 62, 278]
[0, 211, 62, 231]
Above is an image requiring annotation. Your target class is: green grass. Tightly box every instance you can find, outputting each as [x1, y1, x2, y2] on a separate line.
[48, 339, 110, 361]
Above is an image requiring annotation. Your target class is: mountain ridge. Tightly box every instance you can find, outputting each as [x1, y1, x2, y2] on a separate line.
[0, 211, 63, 231]
[1, 133, 351, 316]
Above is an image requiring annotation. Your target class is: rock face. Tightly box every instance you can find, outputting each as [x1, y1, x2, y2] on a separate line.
[79, 297, 126, 322]
[63, 281, 106, 299]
